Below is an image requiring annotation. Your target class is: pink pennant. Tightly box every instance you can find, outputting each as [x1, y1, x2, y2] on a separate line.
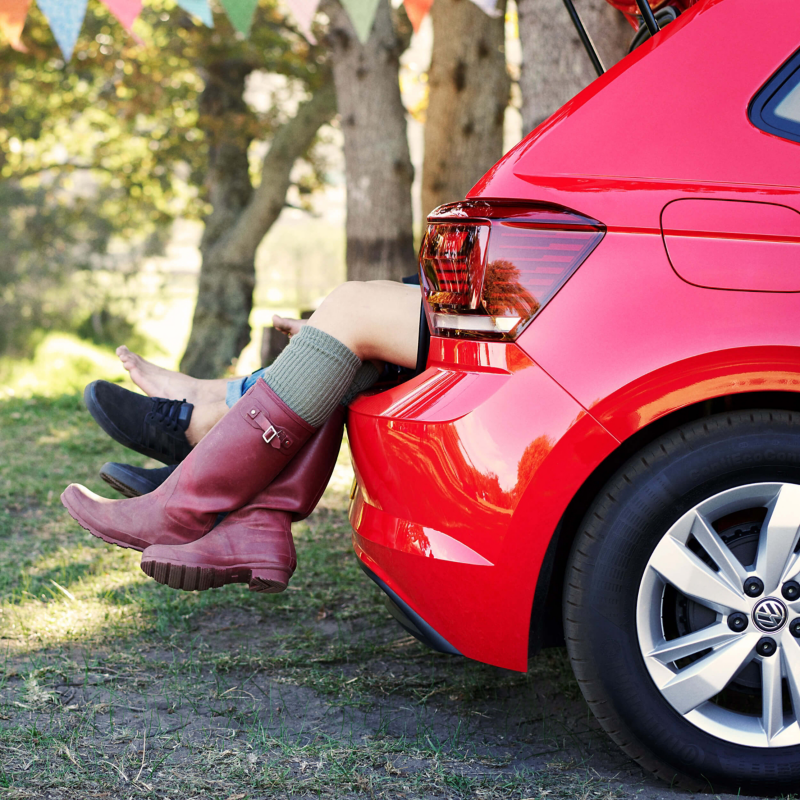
[0, 0, 32, 51]
[99, 0, 144, 42]
[285, 0, 320, 43]
[403, 0, 433, 32]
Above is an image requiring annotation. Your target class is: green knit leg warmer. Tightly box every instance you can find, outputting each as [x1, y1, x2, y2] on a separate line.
[263, 326, 361, 427]
[342, 362, 380, 406]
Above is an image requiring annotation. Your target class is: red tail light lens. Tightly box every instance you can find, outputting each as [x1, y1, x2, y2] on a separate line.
[420, 201, 605, 340]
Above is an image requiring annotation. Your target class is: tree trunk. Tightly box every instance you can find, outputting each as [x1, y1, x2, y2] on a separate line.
[180, 77, 337, 378]
[325, 0, 416, 283]
[517, 0, 630, 134]
[422, 0, 510, 219]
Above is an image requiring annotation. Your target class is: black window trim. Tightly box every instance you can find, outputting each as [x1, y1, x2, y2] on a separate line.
[750, 47, 800, 144]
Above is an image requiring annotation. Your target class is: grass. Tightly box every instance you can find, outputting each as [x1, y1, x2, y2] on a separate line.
[0, 338, 750, 799]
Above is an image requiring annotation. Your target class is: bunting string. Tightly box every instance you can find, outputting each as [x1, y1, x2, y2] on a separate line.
[0, 0, 499, 61]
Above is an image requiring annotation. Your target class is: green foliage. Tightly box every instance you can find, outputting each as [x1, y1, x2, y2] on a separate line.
[0, 0, 328, 356]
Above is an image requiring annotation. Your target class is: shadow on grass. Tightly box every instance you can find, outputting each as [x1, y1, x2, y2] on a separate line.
[0, 392, 702, 800]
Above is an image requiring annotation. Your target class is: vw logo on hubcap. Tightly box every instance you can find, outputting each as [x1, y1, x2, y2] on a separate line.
[753, 597, 788, 633]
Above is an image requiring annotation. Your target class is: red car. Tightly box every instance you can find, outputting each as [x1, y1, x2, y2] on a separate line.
[346, 0, 800, 792]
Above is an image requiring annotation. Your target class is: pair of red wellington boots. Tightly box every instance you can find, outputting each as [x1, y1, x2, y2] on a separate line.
[61, 379, 345, 593]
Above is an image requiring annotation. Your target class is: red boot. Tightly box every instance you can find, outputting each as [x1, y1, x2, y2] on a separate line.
[61, 379, 315, 551]
[140, 405, 346, 592]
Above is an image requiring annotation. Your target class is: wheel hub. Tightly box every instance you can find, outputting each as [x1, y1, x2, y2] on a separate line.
[753, 597, 788, 633]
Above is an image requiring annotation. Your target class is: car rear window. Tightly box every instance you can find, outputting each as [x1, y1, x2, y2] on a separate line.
[750, 48, 800, 143]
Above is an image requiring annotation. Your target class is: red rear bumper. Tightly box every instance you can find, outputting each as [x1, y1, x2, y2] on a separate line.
[347, 338, 618, 671]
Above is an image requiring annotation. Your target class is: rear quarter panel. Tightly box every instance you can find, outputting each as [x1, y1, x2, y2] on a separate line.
[348, 344, 617, 671]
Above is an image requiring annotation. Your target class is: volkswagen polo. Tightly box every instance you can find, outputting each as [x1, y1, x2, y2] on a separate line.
[347, 0, 800, 791]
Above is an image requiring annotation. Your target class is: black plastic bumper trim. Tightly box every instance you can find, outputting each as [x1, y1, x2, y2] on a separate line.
[358, 562, 461, 656]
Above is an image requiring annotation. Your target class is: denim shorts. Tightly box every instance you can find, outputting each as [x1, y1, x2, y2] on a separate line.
[225, 368, 267, 408]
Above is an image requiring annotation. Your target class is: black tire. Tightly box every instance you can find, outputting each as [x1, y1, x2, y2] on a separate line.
[564, 409, 800, 795]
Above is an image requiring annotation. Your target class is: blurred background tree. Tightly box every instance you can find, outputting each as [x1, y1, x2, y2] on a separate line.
[0, 0, 329, 374]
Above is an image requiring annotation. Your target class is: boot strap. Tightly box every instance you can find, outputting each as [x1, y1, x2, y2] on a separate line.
[244, 407, 293, 450]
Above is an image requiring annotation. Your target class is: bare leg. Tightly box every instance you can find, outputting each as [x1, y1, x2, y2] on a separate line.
[120, 284, 418, 445]
[178, 283, 418, 445]
[307, 281, 421, 368]
[116, 346, 232, 404]
[117, 317, 306, 402]
[185, 400, 229, 446]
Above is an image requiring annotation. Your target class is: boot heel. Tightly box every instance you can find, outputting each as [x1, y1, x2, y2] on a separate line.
[249, 567, 291, 593]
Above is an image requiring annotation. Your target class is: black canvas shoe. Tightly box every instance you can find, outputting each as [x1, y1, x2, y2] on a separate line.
[84, 380, 194, 465]
[100, 462, 177, 498]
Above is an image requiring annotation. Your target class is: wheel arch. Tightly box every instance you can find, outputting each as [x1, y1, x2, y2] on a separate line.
[528, 389, 800, 656]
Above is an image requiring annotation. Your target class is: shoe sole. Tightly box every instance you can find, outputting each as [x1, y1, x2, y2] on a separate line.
[141, 559, 288, 593]
[84, 382, 184, 466]
[100, 472, 142, 499]
[61, 490, 148, 552]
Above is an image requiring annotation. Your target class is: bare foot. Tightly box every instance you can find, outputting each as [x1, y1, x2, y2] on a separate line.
[116, 346, 230, 404]
[272, 315, 307, 339]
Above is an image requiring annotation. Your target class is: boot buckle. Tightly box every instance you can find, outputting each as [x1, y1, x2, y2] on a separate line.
[262, 425, 279, 445]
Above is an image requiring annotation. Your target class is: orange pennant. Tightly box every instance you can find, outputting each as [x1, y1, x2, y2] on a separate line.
[0, 0, 32, 52]
[403, 0, 433, 32]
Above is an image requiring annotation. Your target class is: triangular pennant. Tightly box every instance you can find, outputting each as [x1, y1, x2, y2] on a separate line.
[176, 0, 213, 27]
[284, 0, 320, 43]
[0, 0, 32, 51]
[402, 0, 432, 32]
[99, 0, 143, 44]
[99, 0, 141, 32]
[220, 0, 258, 35]
[464, 0, 501, 17]
[36, 0, 88, 61]
[339, 0, 381, 43]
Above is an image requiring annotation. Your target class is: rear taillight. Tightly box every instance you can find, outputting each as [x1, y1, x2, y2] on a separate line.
[420, 201, 604, 341]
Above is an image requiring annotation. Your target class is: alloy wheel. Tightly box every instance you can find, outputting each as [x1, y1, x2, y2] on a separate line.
[637, 482, 800, 747]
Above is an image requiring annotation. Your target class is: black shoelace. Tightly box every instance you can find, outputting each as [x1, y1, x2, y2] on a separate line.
[149, 397, 187, 433]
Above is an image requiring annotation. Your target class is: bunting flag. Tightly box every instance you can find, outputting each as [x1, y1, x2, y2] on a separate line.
[0, 0, 503, 63]
[220, 0, 258, 35]
[99, 0, 141, 32]
[284, 0, 320, 43]
[403, 0, 433, 32]
[339, 0, 380, 43]
[0, 0, 32, 51]
[36, 0, 88, 61]
[176, 0, 213, 27]
[99, 0, 144, 43]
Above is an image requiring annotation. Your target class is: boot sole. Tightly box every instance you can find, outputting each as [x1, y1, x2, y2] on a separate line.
[61, 491, 148, 552]
[140, 559, 289, 593]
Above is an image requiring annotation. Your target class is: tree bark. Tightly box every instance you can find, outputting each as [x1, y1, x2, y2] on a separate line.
[517, 0, 630, 134]
[180, 74, 337, 378]
[422, 0, 510, 219]
[325, 0, 416, 283]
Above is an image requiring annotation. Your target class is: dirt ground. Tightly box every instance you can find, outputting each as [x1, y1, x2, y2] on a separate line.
[0, 393, 772, 799]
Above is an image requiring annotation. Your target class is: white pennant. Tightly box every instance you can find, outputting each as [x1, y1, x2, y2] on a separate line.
[466, 0, 501, 17]
[284, 0, 320, 43]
